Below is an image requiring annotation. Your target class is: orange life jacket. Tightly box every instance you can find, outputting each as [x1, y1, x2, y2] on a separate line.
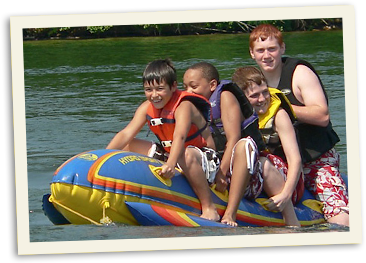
[146, 90, 211, 152]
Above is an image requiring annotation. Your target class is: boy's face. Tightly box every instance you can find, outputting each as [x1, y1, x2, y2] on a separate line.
[144, 79, 177, 109]
[244, 81, 270, 115]
[183, 69, 216, 99]
[249, 36, 285, 73]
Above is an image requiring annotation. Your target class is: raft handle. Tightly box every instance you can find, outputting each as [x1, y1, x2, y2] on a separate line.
[150, 165, 172, 187]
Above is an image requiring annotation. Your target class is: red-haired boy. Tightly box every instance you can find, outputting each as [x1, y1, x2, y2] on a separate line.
[249, 24, 349, 226]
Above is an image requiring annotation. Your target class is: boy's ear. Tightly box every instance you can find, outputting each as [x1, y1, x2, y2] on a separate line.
[280, 43, 286, 55]
[209, 79, 218, 92]
[249, 48, 255, 59]
[171, 81, 178, 91]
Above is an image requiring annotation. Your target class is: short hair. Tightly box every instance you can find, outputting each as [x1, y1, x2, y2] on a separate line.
[187, 62, 220, 82]
[232, 66, 267, 91]
[142, 58, 177, 88]
[249, 24, 284, 50]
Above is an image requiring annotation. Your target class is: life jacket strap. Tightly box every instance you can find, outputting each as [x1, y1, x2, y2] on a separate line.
[149, 117, 175, 126]
[150, 118, 164, 126]
[161, 122, 208, 148]
[161, 140, 173, 148]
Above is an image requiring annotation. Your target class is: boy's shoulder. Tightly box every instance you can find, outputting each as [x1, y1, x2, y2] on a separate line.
[139, 100, 151, 108]
[180, 92, 211, 117]
[136, 100, 151, 113]
[175, 99, 195, 112]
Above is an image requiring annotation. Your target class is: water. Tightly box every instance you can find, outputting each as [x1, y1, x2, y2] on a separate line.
[24, 30, 349, 242]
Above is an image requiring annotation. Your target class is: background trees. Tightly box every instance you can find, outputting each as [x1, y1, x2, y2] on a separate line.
[23, 19, 342, 40]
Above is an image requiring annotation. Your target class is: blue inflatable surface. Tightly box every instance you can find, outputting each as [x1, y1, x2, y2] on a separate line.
[44, 149, 326, 227]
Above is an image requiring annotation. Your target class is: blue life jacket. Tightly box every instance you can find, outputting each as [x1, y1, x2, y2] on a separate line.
[209, 80, 265, 156]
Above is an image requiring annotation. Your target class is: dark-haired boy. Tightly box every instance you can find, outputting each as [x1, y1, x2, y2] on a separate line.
[107, 59, 220, 221]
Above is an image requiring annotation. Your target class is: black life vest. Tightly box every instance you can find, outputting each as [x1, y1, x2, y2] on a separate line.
[277, 57, 340, 163]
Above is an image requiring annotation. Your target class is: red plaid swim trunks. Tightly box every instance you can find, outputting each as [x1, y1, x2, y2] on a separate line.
[262, 153, 305, 204]
[303, 148, 349, 220]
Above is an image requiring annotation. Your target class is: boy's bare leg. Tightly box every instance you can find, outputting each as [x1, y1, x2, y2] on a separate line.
[179, 148, 220, 221]
[282, 202, 301, 227]
[122, 138, 153, 155]
[261, 157, 300, 227]
[221, 140, 251, 226]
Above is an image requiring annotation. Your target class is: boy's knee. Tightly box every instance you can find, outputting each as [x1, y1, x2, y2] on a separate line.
[260, 157, 270, 173]
[261, 160, 272, 180]
[184, 147, 201, 164]
[234, 140, 249, 156]
[231, 138, 260, 174]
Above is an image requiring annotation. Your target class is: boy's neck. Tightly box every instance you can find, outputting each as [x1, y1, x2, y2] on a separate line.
[262, 64, 282, 88]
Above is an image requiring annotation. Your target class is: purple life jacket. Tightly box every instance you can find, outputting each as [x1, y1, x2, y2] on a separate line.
[209, 81, 265, 155]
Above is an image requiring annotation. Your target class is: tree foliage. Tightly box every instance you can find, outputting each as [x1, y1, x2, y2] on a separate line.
[23, 19, 342, 40]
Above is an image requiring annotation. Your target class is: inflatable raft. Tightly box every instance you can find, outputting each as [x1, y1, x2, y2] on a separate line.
[43, 149, 325, 227]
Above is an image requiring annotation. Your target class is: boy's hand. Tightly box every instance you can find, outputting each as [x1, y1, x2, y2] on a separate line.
[265, 193, 289, 212]
[160, 163, 176, 179]
[214, 171, 228, 193]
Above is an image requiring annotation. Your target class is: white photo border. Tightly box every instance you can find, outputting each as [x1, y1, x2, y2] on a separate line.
[11, 5, 361, 255]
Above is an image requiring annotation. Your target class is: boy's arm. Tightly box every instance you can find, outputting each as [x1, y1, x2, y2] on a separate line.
[159, 101, 192, 178]
[291, 65, 329, 127]
[106, 101, 149, 150]
[274, 109, 302, 202]
[202, 126, 215, 150]
[215, 90, 243, 192]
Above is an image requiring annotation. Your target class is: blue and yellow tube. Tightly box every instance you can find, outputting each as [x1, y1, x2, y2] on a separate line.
[43, 149, 325, 227]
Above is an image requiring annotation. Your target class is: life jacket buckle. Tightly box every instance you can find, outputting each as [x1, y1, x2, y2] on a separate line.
[150, 118, 164, 126]
[161, 140, 172, 148]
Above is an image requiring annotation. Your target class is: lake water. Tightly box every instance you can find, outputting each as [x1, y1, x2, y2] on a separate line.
[23, 30, 349, 242]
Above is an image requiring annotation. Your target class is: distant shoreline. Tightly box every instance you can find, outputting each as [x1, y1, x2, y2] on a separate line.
[22, 20, 343, 41]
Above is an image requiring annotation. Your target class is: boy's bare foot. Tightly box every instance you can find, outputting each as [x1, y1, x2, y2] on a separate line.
[327, 213, 349, 227]
[200, 207, 220, 222]
[221, 215, 238, 227]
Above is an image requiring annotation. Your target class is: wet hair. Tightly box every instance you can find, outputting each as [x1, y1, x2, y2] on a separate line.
[249, 24, 284, 50]
[187, 62, 220, 82]
[232, 66, 267, 91]
[142, 58, 177, 88]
